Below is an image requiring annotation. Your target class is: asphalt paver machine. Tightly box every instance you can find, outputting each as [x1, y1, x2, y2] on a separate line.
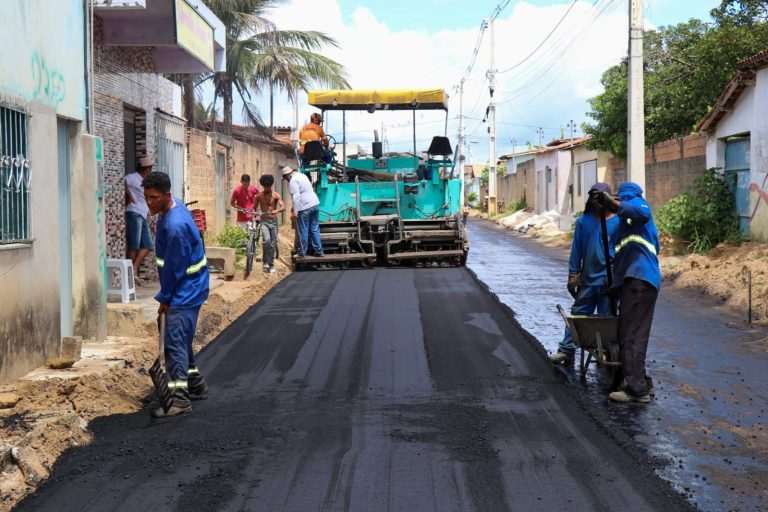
[293, 89, 468, 269]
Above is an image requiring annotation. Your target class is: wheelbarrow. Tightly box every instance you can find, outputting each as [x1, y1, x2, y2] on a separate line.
[556, 304, 622, 390]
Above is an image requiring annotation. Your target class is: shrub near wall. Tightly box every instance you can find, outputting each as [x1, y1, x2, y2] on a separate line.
[656, 168, 742, 253]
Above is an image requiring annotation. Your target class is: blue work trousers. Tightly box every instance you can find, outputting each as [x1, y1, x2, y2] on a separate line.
[164, 306, 201, 382]
[296, 205, 323, 257]
[558, 285, 614, 353]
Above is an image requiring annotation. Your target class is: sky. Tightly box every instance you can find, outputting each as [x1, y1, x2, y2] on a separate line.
[232, 0, 722, 163]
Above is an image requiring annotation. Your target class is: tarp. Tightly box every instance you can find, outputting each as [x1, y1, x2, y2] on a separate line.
[308, 89, 448, 111]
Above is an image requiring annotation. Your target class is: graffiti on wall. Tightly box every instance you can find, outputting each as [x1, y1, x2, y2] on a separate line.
[31, 52, 66, 107]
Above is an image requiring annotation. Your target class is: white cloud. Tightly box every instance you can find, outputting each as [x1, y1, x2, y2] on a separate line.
[258, 0, 628, 162]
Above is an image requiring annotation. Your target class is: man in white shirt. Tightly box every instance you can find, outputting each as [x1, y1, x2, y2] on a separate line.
[125, 157, 155, 284]
[281, 166, 323, 257]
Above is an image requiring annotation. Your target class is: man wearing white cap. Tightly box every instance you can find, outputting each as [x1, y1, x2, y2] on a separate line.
[282, 166, 323, 257]
[125, 156, 155, 284]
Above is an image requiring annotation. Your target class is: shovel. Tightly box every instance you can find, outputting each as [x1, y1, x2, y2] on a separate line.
[148, 313, 172, 413]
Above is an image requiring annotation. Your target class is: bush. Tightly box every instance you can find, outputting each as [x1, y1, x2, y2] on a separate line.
[215, 223, 249, 257]
[466, 191, 478, 207]
[506, 195, 527, 214]
[656, 168, 742, 253]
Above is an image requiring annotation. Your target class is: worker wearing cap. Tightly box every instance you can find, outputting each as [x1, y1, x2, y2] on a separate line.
[143, 171, 210, 418]
[282, 166, 323, 258]
[593, 182, 661, 404]
[125, 157, 155, 284]
[299, 113, 332, 165]
[550, 182, 619, 365]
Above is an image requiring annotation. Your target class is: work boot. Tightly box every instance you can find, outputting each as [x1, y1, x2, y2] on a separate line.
[188, 373, 209, 400]
[549, 350, 574, 365]
[608, 390, 651, 404]
[151, 388, 192, 418]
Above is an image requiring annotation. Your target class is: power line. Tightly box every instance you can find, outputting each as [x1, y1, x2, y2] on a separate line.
[497, 0, 579, 74]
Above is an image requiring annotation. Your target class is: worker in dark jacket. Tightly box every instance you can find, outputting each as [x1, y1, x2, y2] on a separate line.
[594, 182, 661, 404]
[143, 171, 210, 417]
[550, 183, 619, 364]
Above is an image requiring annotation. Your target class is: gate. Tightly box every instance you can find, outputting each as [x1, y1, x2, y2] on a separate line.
[156, 113, 186, 199]
[724, 136, 750, 236]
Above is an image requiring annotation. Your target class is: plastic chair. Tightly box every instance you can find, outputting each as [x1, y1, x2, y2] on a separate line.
[106, 259, 136, 303]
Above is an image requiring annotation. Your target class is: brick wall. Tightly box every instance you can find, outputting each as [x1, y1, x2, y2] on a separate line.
[605, 135, 707, 211]
[186, 127, 294, 239]
[646, 134, 707, 210]
[93, 15, 177, 280]
[186, 128, 229, 239]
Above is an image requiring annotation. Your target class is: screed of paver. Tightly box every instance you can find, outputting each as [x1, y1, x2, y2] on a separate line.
[17, 268, 693, 512]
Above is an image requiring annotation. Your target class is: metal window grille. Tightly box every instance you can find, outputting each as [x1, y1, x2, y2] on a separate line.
[0, 106, 31, 244]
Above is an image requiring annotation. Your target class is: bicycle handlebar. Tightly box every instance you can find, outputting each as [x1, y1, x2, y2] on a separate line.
[232, 206, 278, 217]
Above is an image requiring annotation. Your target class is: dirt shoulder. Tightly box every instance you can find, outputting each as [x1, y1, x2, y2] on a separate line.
[473, 210, 768, 326]
[0, 234, 295, 511]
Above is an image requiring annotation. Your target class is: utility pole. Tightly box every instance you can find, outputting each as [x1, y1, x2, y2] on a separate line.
[536, 127, 544, 148]
[487, 17, 497, 217]
[456, 78, 466, 171]
[567, 120, 576, 145]
[511, 138, 516, 174]
[628, 0, 646, 190]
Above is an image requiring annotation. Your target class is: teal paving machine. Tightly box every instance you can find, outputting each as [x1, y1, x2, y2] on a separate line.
[293, 88, 468, 269]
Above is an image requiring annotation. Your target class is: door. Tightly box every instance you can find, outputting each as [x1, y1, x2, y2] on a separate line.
[583, 160, 598, 194]
[725, 136, 750, 236]
[57, 119, 73, 338]
[215, 152, 226, 235]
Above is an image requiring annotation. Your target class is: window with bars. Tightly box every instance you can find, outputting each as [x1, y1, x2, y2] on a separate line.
[0, 106, 31, 244]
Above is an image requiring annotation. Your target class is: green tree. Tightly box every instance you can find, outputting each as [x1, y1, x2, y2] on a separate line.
[200, 0, 350, 131]
[584, 2, 768, 159]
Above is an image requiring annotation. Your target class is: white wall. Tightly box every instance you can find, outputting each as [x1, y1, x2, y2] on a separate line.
[0, 0, 86, 120]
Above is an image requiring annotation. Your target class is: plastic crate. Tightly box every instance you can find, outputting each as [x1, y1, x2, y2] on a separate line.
[190, 209, 207, 233]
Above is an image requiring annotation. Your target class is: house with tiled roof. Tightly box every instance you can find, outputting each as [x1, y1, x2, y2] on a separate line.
[697, 49, 768, 240]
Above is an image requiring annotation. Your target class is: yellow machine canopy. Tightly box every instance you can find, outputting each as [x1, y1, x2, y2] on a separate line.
[308, 89, 448, 111]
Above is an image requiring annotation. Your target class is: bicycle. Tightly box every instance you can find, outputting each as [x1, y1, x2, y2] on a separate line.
[233, 207, 261, 278]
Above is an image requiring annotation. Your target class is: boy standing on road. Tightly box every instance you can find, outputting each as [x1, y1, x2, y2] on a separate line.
[254, 174, 286, 273]
[550, 183, 619, 364]
[125, 157, 155, 284]
[230, 174, 259, 230]
[282, 166, 323, 258]
[143, 171, 210, 418]
[593, 182, 661, 404]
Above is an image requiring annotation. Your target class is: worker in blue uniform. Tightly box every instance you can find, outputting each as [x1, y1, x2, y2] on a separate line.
[143, 171, 210, 418]
[594, 182, 661, 404]
[550, 183, 619, 364]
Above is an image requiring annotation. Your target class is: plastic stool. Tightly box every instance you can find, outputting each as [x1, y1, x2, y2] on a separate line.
[106, 259, 136, 303]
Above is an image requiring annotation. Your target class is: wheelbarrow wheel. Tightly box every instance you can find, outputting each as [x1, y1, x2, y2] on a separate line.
[606, 341, 622, 390]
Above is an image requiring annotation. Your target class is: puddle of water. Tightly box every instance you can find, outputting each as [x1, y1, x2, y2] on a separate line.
[466, 219, 768, 512]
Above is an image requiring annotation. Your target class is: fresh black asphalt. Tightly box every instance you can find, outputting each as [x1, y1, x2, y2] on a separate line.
[16, 267, 694, 511]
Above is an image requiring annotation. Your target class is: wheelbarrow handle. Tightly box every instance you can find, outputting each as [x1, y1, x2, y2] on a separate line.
[556, 304, 569, 322]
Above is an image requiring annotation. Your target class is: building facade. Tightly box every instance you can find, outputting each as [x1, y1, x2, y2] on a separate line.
[0, 0, 100, 382]
[698, 50, 768, 240]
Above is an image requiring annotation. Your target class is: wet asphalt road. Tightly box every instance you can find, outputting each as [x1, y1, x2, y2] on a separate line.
[467, 218, 768, 512]
[17, 264, 692, 511]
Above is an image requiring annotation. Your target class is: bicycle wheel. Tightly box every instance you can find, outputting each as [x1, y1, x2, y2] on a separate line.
[245, 231, 256, 278]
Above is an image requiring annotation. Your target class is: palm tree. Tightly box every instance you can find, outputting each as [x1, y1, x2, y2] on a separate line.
[202, 0, 350, 132]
